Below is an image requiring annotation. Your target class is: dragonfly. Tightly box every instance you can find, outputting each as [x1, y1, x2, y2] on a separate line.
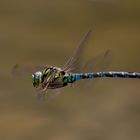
[12, 30, 140, 98]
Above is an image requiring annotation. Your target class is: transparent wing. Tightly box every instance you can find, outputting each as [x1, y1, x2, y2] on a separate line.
[62, 30, 93, 73]
[36, 89, 62, 102]
[62, 29, 112, 73]
[11, 64, 48, 79]
[75, 50, 112, 90]
[82, 49, 112, 73]
[36, 86, 61, 102]
[62, 29, 112, 90]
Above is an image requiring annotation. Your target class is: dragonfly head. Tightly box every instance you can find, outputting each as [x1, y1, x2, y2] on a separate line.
[32, 71, 43, 88]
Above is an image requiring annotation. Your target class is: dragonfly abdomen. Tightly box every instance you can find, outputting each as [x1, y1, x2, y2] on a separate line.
[67, 72, 140, 83]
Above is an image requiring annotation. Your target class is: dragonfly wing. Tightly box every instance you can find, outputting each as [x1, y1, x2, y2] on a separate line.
[11, 64, 48, 79]
[46, 89, 61, 102]
[62, 30, 93, 73]
[36, 80, 53, 101]
[36, 89, 62, 102]
[82, 49, 112, 73]
[36, 83, 62, 102]
[75, 50, 112, 90]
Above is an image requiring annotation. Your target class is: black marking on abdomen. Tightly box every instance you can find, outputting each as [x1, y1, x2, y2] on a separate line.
[73, 72, 140, 82]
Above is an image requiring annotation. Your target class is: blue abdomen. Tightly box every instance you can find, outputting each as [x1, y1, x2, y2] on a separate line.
[66, 72, 140, 84]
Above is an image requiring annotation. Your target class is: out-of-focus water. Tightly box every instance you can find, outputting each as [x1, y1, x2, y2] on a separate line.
[0, 0, 140, 140]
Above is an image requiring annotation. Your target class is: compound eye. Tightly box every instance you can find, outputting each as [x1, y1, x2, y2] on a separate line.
[34, 71, 42, 79]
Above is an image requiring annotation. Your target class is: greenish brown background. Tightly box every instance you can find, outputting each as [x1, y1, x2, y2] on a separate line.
[0, 0, 140, 140]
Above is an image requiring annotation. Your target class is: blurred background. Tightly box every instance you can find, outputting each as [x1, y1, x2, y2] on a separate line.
[0, 0, 140, 140]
